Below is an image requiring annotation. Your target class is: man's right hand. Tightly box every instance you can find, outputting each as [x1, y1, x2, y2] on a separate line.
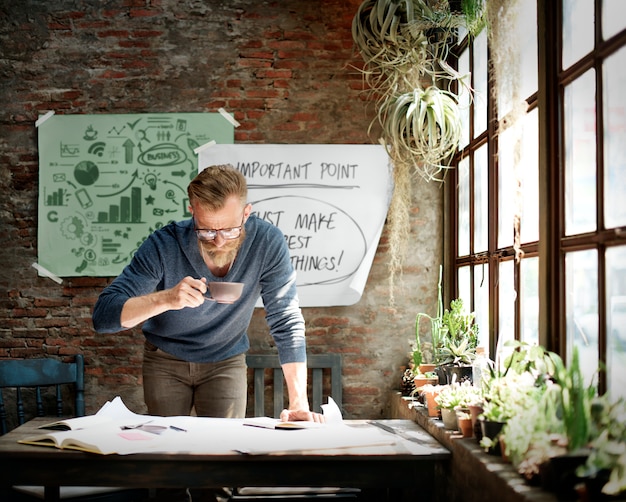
[120, 276, 208, 328]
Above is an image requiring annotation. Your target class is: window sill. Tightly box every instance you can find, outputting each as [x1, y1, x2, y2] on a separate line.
[389, 391, 559, 502]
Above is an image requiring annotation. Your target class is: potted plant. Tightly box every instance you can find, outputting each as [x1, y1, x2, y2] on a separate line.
[435, 381, 482, 430]
[438, 298, 478, 384]
[420, 383, 444, 418]
[577, 396, 626, 498]
[414, 265, 447, 383]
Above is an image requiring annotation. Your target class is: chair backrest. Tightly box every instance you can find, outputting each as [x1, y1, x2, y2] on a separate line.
[245, 353, 342, 418]
[0, 355, 85, 435]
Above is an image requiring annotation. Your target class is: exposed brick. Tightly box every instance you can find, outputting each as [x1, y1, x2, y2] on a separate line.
[0, 0, 441, 422]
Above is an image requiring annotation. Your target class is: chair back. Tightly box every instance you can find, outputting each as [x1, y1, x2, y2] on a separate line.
[0, 355, 85, 435]
[246, 353, 342, 417]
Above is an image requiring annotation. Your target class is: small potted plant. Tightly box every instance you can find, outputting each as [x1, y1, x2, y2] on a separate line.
[438, 298, 479, 384]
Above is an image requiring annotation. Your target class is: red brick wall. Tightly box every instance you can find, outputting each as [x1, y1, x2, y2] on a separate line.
[0, 0, 442, 418]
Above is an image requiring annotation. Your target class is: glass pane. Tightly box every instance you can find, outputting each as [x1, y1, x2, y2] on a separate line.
[520, 257, 539, 345]
[562, 0, 595, 69]
[564, 70, 597, 236]
[474, 145, 488, 253]
[497, 260, 515, 364]
[458, 266, 471, 308]
[459, 47, 471, 149]
[458, 156, 470, 256]
[520, 108, 539, 244]
[496, 0, 537, 118]
[603, 46, 626, 229]
[565, 250, 599, 389]
[603, 0, 626, 40]
[474, 263, 489, 352]
[473, 30, 488, 137]
[607, 246, 626, 401]
[498, 124, 516, 249]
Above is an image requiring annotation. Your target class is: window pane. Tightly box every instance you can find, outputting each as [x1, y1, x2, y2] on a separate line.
[458, 156, 470, 256]
[498, 123, 516, 249]
[474, 263, 490, 352]
[520, 257, 539, 345]
[459, 47, 471, 149]
[562, 0, 594, 69]
[458, 265, 471, 310]
[565, 250, 599, 389]
[473, 30, 488, 137]
[603, 0, 626, 40]
[603, 46, 626, 229]
[564, 70, 597, 236]
[474, 145, 488, 253]
[497, 0, 537, 118]
[520, 108, 539, 244]
[498, 260, 515, 359]
[607, 246, 626, 401]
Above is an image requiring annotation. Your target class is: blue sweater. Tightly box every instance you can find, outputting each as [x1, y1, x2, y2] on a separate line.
[92, 215, 306, 364]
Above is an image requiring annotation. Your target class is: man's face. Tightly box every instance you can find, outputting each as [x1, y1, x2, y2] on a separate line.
[191, 196, 251, 268]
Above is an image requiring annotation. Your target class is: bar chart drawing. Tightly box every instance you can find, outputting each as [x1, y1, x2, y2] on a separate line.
[96, 187, 143, 223]
[44, 187, 68, 206]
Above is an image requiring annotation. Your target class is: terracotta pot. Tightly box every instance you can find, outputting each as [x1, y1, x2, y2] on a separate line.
[418, 363, 436, 374]
[423, 388, 441, 417]
[468, 404, 484, 441]
[413, 375, 438, 390]
[457, 416, 473, 438]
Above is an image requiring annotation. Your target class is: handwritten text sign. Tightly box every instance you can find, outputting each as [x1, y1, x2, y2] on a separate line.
[199, 144, 392, 306]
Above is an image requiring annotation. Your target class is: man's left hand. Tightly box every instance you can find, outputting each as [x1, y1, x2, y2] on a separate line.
[280, 408, 325, 423]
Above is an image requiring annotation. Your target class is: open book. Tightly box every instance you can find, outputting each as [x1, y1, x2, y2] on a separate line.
[18, 428, 124, 455]
[243, 416, 325, 430]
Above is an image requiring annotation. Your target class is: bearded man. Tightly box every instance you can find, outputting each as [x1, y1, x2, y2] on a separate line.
[93, 164, 320, 424]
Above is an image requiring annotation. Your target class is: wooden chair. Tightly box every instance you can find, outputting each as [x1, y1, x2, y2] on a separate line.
[0, 355, 148, 502]
[245, 353, 343, 417]
[231, 353, 359, 501]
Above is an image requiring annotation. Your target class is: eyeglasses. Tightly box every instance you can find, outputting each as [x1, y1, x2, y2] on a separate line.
[194, 214, 245, 241]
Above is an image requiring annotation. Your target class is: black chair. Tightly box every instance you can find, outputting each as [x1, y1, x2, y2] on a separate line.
[231, 353, 359, 501]
[0, 355, 148, 502]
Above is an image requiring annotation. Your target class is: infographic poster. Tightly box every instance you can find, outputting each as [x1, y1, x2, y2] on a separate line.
[200, 144, 392, 306]
[37, 112, 234, 277]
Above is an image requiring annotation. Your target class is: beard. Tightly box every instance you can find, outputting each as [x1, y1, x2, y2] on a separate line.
[199, 228, 245, 268]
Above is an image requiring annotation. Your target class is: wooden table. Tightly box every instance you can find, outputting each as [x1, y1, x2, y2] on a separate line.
[0, 417, 450, 502]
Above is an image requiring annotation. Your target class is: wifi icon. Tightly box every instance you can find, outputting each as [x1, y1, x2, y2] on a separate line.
[88, 142, 106, 157]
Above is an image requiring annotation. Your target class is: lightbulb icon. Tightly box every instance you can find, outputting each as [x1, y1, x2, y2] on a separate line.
[144, 173, 158, 191]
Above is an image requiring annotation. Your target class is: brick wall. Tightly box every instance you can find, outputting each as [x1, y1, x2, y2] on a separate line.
[0, 0, 442, 418]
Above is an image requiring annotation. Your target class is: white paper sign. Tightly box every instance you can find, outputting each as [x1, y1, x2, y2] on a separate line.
[199, 144, 392, 306]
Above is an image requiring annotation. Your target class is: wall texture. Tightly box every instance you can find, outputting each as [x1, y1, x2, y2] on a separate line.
[0, 0, 442, 419]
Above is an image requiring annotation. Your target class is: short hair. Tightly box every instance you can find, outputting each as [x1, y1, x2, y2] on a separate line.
[187, 164, 248, 210]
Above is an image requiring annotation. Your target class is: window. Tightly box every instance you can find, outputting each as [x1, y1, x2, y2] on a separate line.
[448, 0, 626, 399]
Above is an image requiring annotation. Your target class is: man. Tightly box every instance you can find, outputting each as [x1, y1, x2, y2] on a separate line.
[93, 164, 321, 423]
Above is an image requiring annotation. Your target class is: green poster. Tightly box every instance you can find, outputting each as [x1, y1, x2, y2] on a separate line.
[37, 112, 234, 277]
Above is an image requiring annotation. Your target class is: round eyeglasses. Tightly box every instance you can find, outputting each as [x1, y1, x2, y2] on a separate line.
[194, 215, 245, 242]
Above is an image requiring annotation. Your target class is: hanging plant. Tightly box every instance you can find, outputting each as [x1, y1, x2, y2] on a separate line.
[382, 85, 462, 180]
[351, 0, 486, 300]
